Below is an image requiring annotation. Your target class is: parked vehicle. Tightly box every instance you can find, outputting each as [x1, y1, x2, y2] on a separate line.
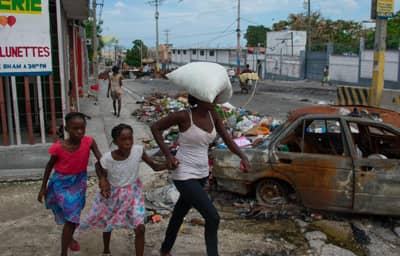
[212, 106, 400, 216]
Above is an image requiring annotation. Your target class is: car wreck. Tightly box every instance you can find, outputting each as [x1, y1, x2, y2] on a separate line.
[212, 105, 400, 216]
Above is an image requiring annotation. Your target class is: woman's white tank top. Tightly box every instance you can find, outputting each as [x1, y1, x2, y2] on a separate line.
[171, 110, 216, 180]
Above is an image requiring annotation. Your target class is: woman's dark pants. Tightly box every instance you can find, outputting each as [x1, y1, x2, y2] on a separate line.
[161, 178, 220, 256]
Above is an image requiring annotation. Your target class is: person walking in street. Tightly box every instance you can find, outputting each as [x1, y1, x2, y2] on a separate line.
[151, 95, 251, 256]
[321, 65, 330, 86]
[240, 64, 252, 74]
[37, 112, 104, 256]
[79, 123, 167, 256]
[107, 65, 123, 117]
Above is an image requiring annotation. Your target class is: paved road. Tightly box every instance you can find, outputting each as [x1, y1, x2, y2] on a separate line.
[124, 78, 337, 119]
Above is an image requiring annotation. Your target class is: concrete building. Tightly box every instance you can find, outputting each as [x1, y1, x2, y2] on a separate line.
[170, 47, 270, 78]
[0, 0, 90, 171]
[266, 31, 306, 56]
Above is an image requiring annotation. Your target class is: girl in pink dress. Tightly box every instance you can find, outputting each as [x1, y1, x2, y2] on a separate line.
[37, 112, 104, 256]
[80, 123, 166, 256]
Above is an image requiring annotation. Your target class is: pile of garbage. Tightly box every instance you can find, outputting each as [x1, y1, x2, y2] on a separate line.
[132, 92, 284, 150]
[233, 198, 303, 221]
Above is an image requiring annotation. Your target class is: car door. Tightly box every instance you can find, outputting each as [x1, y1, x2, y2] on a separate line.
[270, 117, 354, 211]
[348, 121, 400, 215]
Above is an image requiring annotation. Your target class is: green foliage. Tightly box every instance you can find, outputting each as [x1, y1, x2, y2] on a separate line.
[385, 10, 400, 49]
[125, 40, 148, 67]
[84, 17, 104, 61]
[244, 25, 270, 47]
[365, 11, 400, 50]
[246, 9, 400, 54]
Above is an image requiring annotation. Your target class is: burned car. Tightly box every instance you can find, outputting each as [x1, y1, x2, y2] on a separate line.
[212, 106, 400, 215]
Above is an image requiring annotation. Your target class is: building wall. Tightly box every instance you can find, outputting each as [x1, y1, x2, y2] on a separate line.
[266, 54, 303, 79]
[0, 0, 90, 177]
[172, 48, 250, 68]
[266, 31, 307, 56]
[328, 50, 400, 86]
[171, 46, 400, 87]
[360, 50, 399, 81]
[329, 55, 359, 83]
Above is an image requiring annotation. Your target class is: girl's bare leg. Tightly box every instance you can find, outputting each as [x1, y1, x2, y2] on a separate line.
[135, 224, 145, 256]
[61, 221, 76, 256]
[103, 231, 112, 254]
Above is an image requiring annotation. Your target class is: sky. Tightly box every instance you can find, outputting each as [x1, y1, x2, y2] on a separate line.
[99, 0, 400, 49]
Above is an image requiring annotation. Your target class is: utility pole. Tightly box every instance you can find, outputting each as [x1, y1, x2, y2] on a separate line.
[369, 0, 390, 106]
[92, 0, 98, 83]
[236, 0, 241, 74]
[148, 0, 164, 73]
[304, 0, 311, 79]
[164, 29, 170, 71]
[164, 29, 170, 45]
[306, 0, 311, 51]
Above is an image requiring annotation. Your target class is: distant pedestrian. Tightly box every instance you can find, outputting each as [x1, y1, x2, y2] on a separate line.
[321, 65, 330, 86]
[240, 64, 252, 74]
[79, 123, 167, 256]
[37, 112, 104, 256]
[107, 65, 123, 117]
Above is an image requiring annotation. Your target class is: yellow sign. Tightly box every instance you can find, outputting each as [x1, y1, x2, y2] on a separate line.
[0, 0, 42, 14]
[377, 0, 394, 18]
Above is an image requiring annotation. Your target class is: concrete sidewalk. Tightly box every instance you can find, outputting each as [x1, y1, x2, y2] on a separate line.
[81, 78, 157, 185]
[0, 77, 155, 181]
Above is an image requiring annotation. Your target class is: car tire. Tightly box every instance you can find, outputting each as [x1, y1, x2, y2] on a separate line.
[256, 179, 288, 204]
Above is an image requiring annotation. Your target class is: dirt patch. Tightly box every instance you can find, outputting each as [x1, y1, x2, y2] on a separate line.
[0, 179, 313, 256]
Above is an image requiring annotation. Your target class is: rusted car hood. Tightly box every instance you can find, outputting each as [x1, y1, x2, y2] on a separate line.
[288, 105, 400, 128]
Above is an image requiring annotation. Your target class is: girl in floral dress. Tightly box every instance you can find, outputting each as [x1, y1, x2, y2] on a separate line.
[80, 123, 166, 256]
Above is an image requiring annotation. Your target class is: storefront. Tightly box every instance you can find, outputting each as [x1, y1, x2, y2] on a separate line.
[0, 0, 90, 146]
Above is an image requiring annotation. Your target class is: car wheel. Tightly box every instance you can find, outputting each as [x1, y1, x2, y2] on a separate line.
[256, 179, 288, 204]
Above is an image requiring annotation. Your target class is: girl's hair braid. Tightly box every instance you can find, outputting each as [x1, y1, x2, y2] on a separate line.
[65, 112, 88, 124]
[111, 123, 133, 140]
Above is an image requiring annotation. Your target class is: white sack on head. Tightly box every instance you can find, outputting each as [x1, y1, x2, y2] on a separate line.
[166, 62, 232, 103]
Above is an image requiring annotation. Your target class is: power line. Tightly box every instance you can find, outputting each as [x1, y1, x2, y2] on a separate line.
[164, 29, 170, 44]
[97, 0, 104, 24]
[241, 17, 267, 27]
[147, 0, 166, 72]
[161, 5, 236, 19]
[119, 27, 237, 42]
[163, 6, 236, 31]
[197, 31, 236, 47]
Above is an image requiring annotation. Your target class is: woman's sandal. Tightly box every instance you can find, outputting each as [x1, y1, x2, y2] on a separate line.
[69, 240, 80, 251]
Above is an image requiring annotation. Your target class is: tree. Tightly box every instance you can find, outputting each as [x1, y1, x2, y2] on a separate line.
[244, 25, 271, 47]
[102, 35, 119, 66]
[84, 18, 104, 61]
[272, 20, 289, 31]
[364, 10, 400, 50]
[387, 10, 400, 49]
[271, 12, 363, 53]
[125, 40, 148, 67]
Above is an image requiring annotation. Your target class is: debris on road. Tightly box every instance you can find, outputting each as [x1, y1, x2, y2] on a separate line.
[145, 183, 180, 215]
[132, 91, 283, 152]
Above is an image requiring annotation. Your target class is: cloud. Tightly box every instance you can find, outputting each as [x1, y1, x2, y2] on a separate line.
[318, 0, 359, 11]
[115, 1, 125, 8]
